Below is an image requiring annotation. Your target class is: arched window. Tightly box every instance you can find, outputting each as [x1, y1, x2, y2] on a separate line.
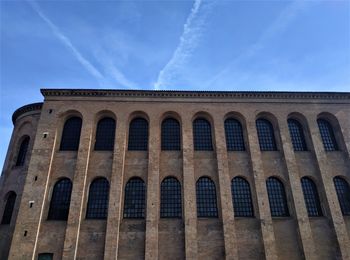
[160, 177, 182, 218]
[256, 119, 277, 151]
[86, 178, 109, 219]
[38, 253, 54, 260]
[225, 118, 245, 151]
[288, 119, 307, 151]
[266, 177, 289, 217]
[333, 176, 350, 215]
[231, 177, 254, 217]
[48, 178, 72, 220]
[161, 118, 181, 151]
[15, 136, 30, 166]
[94, 117, 116, 151]
[301, 177, 322, 217]
[317, 119, 338, 151]
[193, 118, 213, 151]
[60, 117, 82, 151]
[128, 118, 148, 151]
[196, 177, 218, 217]
[1, 191, 16, 224]
[123, 177, 146, 218]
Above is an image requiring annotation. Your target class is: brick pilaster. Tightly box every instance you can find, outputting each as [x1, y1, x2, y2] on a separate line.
[308, 117, 350, 259]
[62, 114, 93, 259]
[277, 116, 317, 260]
[245, 116, 278, 260]
[212, 115, 238, 260]
[103, 114, 127, 260]
[182, 114, 198, 260]
[145, 115, 160, 260]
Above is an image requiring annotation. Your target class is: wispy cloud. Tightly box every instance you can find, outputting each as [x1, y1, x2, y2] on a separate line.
[27, 1, 104, 83]
[28, 0, 136, 89]
[154, 0, 216, 90]
[206, 0, 310, 88]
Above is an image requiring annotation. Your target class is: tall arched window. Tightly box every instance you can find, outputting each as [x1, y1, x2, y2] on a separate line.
[86, 178, 109, 219]
[38, 253, 54, 260]
[196, 177, 218, 217]
[15, 136, 30, 166]
[301, 177, 322, 217]
[161, 118, 181, 151]
[231, 177, 254, 217]
[256, 119, 277, 151]
[1, 191, 16, 224]
[128, 118, 148, 151]
[266, 177, 289, 217]
[94, 117, 116, 151]
[123, 177, 146, 218]
[317, 119, 338, 151]
[288, 119, 307, 151]
[60, 117, 82, 151]
[160, 177, 182, 218]
[225, 118, 245, 151]
[333, 176, 350, 215]
[48, 178, 72, 220]
[193, 118, 213, 151]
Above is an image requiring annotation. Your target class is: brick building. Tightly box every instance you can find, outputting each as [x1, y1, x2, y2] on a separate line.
[0, 89, 350, 260]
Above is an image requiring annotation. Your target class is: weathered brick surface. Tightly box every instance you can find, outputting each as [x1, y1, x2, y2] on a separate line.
[1, 90, 349, 260]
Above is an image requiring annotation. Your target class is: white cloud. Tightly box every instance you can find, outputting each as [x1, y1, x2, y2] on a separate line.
[154, 0, 217, 90]
[28, 1, 136, 89]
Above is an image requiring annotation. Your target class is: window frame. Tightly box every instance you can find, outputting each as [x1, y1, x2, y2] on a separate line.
[196, 176, 218, 218]
[193, 118, 214, 151]
[86, 177, 110, 219]
[160, 177, 182, 218]
[301, 177, 323, 217]
[231, 177, 254, 217]
[47, 178, 73, 221]
[94, 117, 116, 151]
[123, 177, 146, 219]
[59, 116, 82, 151]
[128, 118, 149, 151]
[266, 177, 290, 217]
[224, 118, 245, 151]
[161, 118, 181, 151]
[256, 118, 277, 151]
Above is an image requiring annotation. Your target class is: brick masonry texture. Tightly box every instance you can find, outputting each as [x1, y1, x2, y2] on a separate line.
[0, 89, 350, 260]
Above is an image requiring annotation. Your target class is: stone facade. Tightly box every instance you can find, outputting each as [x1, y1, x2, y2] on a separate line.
[0, 89, 349, 260]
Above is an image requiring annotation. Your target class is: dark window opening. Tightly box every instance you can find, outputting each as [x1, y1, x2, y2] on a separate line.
[266, 177, 289, 217]
[94, 117, 116, 151]
[160, 177, 182, 218]
[48, 178, 72, 220]
[123, 177, 146, 218]
[161, 118, 181, 151]
[193, 118, 213, 151]
[16, 136, 30, 166]
[38, 253, 53, 260]
[317, 119, 338, 151]
[225, 118, 245, 151]
[128, 118, 148, 151]
[333, 176, 350, 215]
[86, 178, 109, 219]
[196, 177, 218, 217]
[231, 177, 254, 217]
[60, 117, 82, 151]
[256, 119, 277, 151]
[288, 119, 307, 151]
[1, 191, 16, 224]
[301, 177, 322, 217]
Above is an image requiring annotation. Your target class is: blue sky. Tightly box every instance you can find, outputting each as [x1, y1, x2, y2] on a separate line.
[1, 0, 349, 168]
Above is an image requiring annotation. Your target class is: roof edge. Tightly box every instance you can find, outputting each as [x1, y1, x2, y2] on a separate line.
[40, 88, 350, 100]
[12, 102, 43, 125]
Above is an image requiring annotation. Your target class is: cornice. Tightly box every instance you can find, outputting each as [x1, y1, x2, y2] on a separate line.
[12, 102, 43, 124]
[41, 89, 350, 100]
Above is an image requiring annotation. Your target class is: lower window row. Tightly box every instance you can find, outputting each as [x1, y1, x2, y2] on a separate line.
[45, 175, 350, 221]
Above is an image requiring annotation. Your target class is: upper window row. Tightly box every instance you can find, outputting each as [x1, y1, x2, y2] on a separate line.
[58, 116, 340, 153]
